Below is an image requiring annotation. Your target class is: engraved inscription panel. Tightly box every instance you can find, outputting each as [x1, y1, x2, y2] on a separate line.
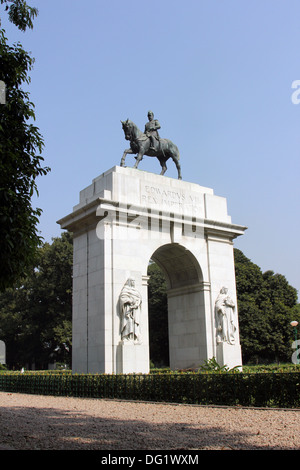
[140, 182, 204, 217]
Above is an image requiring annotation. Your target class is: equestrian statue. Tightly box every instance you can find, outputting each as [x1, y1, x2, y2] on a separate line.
[120, 111, 182, 180]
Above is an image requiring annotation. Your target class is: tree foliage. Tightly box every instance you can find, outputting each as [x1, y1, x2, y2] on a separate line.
[0, 232, 73, 368]
[234, 249, 299, 363]
[147, 261, 169, 367]
[0, 0, 38, 31]
[0, 0, 50, 290]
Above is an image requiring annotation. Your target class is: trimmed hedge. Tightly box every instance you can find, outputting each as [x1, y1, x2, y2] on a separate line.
[0, 371, 299, 408]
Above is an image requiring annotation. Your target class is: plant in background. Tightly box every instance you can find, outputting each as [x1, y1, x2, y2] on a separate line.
[198, 357, 241, 373]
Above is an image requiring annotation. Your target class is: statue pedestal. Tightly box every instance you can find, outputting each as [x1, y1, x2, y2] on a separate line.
[116, 341, 149, 374]
[216, 342, 243, 370]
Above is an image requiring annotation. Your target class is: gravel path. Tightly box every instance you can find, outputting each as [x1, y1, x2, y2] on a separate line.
[0, 391, 299, 450]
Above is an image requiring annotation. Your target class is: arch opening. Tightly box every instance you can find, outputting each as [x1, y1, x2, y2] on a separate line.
[147, 243, 207, 370]
[151, 243, 203, 290]
[147, 261, 169, 368]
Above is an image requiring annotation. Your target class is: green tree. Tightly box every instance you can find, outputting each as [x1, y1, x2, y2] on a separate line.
[0, 232, 73, 368]
[234, 249, 299, 363]
[234, 248, 271, 361]
[262, 270, 299, 361]
[0, 0, 50, 290]
[0, 0, 38, 31]
[147, 261, 169, 367]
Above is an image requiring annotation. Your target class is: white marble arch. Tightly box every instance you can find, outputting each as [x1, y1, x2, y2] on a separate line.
[57, 166, 246, 374]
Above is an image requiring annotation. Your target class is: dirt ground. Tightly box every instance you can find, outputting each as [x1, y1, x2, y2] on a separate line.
[0, 391, 299, 451]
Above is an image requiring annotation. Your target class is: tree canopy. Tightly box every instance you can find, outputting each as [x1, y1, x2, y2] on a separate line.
[0, 232, 72, 368]
[0, 0, 50, 290]
[234, 249, 299, 363]
[0, 0, 38, 31]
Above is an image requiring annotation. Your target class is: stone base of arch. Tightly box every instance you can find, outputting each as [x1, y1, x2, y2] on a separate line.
[58, 166, 247, 374]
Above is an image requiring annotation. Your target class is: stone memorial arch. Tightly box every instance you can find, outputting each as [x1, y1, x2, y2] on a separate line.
[58, 166, 247, 374]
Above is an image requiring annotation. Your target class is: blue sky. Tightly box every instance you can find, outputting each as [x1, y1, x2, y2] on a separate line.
[1, 0, 300, 296]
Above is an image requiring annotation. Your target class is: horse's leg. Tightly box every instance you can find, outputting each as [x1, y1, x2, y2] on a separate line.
[169, 155, 182, 180]
[158, 157, 167, 175]
[170, 149, 182, 180]
[175, 159, 182, 180]
[159, 141, 182, 180]
[120, 149, 133, 167]
[133, 148, 145, 169]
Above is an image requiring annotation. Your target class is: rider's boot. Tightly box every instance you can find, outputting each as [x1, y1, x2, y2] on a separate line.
[149, 137, 155, 151]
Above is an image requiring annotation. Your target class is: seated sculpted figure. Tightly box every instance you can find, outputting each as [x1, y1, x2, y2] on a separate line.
[144, 110, 161, 151]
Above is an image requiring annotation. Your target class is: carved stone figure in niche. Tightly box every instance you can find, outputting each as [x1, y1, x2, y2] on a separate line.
[215, 287, 236, 345]
[120, 278, 142, 343]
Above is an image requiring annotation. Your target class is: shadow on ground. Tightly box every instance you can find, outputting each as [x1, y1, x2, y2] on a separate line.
[0, 403, 290, 450]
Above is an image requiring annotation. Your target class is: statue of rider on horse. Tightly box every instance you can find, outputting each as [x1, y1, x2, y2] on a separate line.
[120, 111, 182, 180]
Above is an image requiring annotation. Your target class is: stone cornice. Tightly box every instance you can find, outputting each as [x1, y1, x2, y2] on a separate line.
[57, 197, 247, 240]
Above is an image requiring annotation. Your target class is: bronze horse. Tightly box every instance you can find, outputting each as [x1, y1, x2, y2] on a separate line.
[120, 119, 182, 179]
